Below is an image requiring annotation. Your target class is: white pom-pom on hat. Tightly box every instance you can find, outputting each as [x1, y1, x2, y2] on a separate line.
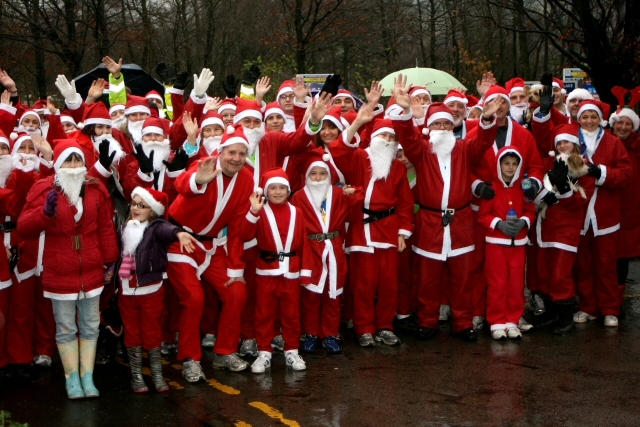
[10, 132, 18, 141]
[254, 187, 263, 196]
[76, 122, 84, 130]
[422, 128, 430, 136]
[322, 153, 331, 162]
[226, 125, 235, 135]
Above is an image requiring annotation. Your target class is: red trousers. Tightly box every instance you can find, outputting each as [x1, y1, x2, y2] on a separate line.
[0, 287, 9, 367]
[397, 237, 417, 316]
[7, 274, 35, 364]
[34, 278, 56, 357]
[301, 284, 341, 338]
[167, 244, 247, 360]
[342, 254, 353, 322]
[414, 251, 474, 332]
[470, 216, 487, 317]
[255, 276, 300, 352]
[350, 249, 398, 335]
[200, 280, 220, 336]
[575, 229, 622, 316]
[119, 286, 165, 349]
[240, 246, 259, 340]
[537, 247, 577, 301]
[161, 281, 181, 343]
[484, 244, 526, 327]
[526, 239, 540, 293]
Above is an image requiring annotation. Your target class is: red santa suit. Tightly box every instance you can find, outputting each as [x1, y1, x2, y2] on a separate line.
[329, 120, 414, 336]
[573, 101, 632, 317]
[614, 130, 640, 258]
[166, 126, 253, 361]
[478, 147, 536, 331]
[391, 103, 497, 332]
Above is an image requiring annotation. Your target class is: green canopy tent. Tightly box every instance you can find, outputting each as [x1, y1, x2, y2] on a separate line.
[379, 67, 466, 96]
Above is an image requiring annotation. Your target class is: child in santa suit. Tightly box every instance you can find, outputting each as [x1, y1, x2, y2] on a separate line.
[242, 168, 307, 374]
[290, 149, 363, 354]
[118, 187, 197, 393]
[478, 147, 536, 340]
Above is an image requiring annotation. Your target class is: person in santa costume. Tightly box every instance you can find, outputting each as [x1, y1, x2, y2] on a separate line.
[332, 89, 357, 114]
[478, 147, 537, 340]
[17, 139, 118, 399]
[218, 100, 237, 126]
[118, 186, 196, 393]
[533, 125, 589, 335]
[276, 80, 297, 132]
[443, 89, 478, 140]
[573, 100, 632, 327]
[505, 77, 529, 126]
[290, 149, 363, 354]
[165, 124, 255, 380]
[241, 168, 307, 373]
[390, 74, 503, 342]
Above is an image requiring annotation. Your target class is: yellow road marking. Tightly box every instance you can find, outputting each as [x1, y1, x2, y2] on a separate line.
[234, 422, 252, 427]
[249, 402, 300, 427]
[207, 378, 241, 395]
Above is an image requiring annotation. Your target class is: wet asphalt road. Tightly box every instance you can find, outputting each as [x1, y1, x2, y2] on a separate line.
[3, 263, 640, 427]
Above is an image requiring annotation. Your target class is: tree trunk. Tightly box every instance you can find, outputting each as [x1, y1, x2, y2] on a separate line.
[416, 0, 428, 67]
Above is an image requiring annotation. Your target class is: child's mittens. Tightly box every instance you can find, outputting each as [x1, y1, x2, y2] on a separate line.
[43, 189, 58, 217]
[119, 254, 134, 279]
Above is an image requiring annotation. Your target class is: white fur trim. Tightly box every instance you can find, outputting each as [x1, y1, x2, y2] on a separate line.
[485, 93, 511, 106]
[427, 111, 454, 127]
[217, 136, 249, 152]
[142, 125, 164, 136]
[54, 147, 84, 170]
[131, 186, 165, 215]
[109, 104, 125, 115]
[201, 116, 225, 130]
[218, 104, 236, 113]
[444, 96, 468, 106]
[566, 88, 593, 103]
[84, 117, 112, 127]
[322, 115, 344, 131]
[264, 106, 285, 120]
[125, 105, 151, 115]
[577, 104, 602, 121]
[610, 108, 640, 131]
[509, 87, 525, 95]
[233, 109, 262, 123]
[264, 176, 290, 192]
[371, 126, 395, 139]
[554, 133, 579, 145]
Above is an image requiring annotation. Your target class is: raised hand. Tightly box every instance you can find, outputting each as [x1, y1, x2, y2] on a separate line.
[249, 191, 265, 214]
[392, 73, 410, 110]
[354, 101, 376, 125]
[86, 78, 107, 104]
[98, 139, 117, 170]
[182, 111, 199, 140]
[309, 91, 333, 124]
[321, 74, 342, 97]
[1, 90, 11, 105]
[476, 71, 496, 98]
[163, 149, 189, 172]
[539, 85, 554, 115]
[539, 72, 553, 87]
[134, 145, 155, 174]
[194, 68, 215, 98]
[102, 56, 123, 78]
[194, 156, 221, 185]
[173, 71, 189, 90]
[410, 96, 425, 119]
[242, 64, 261, 86]
[293, 75, 310, 102]
[255, 76, 271, 101]
[31, 134, 53, 161]
[156, 62, 175, 84]
[55, 75, 78, 103]
[222, 75, 239, 98]
[46, 97, 58, 115]
[0, 69, 17, 92]
[204, 97, 222, 112]
[364, 80, 384, 105]
[482, 96, 506, 118]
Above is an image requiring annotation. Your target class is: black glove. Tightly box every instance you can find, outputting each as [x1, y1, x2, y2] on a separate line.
[588, 164, 602, 180]
[173, 71, 189, 90]
[321, 74, 342, 97]
[134, 145, 155, 174]
[496, 219, 526, 237]
[547, 159, 569, 187]
[511, 219, 527, 234]
[156, 62, 175, 85]
[541, 191, 559, 206]
[163, 148, 188, 172]
[242, 64, 261, 86]
[222, 75, 239, 98]
[539, 85, 554, 115]
[98, 139, 116, 171]
[523, 180, 539, 200]
[475, 181, 495, 200]
[540, 72, 553, 87]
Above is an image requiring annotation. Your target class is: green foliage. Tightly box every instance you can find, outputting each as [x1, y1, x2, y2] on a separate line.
[0, 411, 28, 427]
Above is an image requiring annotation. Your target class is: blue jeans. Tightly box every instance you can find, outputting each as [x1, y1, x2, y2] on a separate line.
[51, 296, 100, 344]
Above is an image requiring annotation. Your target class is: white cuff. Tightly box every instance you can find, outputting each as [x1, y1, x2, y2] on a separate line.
[373, 103, 384, 116]
[413, 117, 425, 126]
[596, 165, 606, 186]
[190, 90, 207, 104]
[532, 108, 551, 123]
[39, 157, 54, 169]
[189, 173, 207, 194]
[227, 268, 244, 278]
[167, 87, 184, 95]
[0, 103, 17, 115]
[137, 168, 154, 182]
[489, 217, 500, 230]
[521, 216, 531, 228]
[471, 179, 483, 195]
[556, 189, 574, 199]
[341, 130, 359, 148]
[65, 94, 83, 110]
[94, 161, 112, 178]
[389, 110, 413, 121]
[245, 210, 259, 223]
[479, 117, 497, 129]
[166, 169, 183, 178]
[294, 99, 309, 109]
[305, 119, 320, 135]
[398, 229, 412, 238]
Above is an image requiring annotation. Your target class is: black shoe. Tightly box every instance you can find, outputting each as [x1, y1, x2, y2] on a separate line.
[458, 328, 478, 342]
[416, 327, 438, 341]
[551, 298, 577, 336]
[395, 315, 419, 332]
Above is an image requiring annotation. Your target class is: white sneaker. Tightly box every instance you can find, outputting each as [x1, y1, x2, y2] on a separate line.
[33, 355, 52, 367]
[473, 316, 484, 330]
[201, 334, 216, 348]
[573, 311, 597, 323]
[285, 351, 306, 371]
[507, 327, 522, 340]
[439, 305, 451, 321]
[251, 352, 272, 374]
[518, 317, 534, 331]
[491, 329, 507, 340]
[604, 315, 619, 327]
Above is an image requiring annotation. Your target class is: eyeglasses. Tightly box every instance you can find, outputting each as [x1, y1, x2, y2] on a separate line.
[279, 94, 295, 100]
[130, 201, 150, 209]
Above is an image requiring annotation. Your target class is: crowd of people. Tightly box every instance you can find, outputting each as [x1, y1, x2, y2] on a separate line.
[0, 56, 638, 400]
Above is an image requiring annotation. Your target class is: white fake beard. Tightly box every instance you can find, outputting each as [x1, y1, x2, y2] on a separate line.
[122, 219, 149, 256]
[305, 177, 330, 209]
[18, 125, 42, 137]
[509, 103, 528, 122]
[55, 167, 87, 205]
[127, 120, 144, 142]
[93, 134, 126, 165]
[0, 155, 13, 187]
[202, 136, 222, 155]
[368, 136, 397, 181]
[429, 130, 457, 157]
[40, 122, 49, 138]
[243, 123, 266, 156]
[142, 139, 171, 171]
[113, 116, 126, 130]
[452, 116, 464, 127]
[12, 153, 40, 170]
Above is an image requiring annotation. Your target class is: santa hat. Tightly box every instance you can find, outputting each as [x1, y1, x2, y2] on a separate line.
[333, 89, 356, 106]
[609, 108, 640, 132]
[258, 167, 290, 196]
[577, 100, 609, 127]
[505, 77, 526, 96]
[125, 95, 151, 116]
[218, 99, 237, 114]
[11, 133, 36, 155]
[385, 98, 404, 116]
[0, 130, 10, 148]
[264, 101, 285, 120]
[609, 86, 640, 131]
[145, 90, 164, 105]
[131, 186, 168, 217]
[277, 80, 295, 99]
[109, 103, 126, 116]
[19, 109, 42, 126]
[32, 99, 49, 115]
[553, 124, 579, 146]
[467, 105, 483, 118]
[425, 102, 455, 128]
[371, 118, 395, 139]
[217, 124, 250, 153]
[552, 78, 566, 94]
[409, 86, 432, 101]
[53, 139, 85, 170]
[82, 102, 112, 127]
[300, 147, 333, 179]
[322, 106, 348, 131]
[141, 117, 165, 137]
[484, 85, 511, 106]
[233, 98, 262, 124]
[443, 89, 468, 106]
[60, 111, 77, 127]
[341, 110, 357, 126]
[466, 94, 480, 108]
[200, 110, 225, 130]
[566, 88, 593, 104]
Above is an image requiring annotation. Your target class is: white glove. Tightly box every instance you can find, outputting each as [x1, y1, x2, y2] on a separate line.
[193, 68, 214, 98]
[55, 75, 79, 104]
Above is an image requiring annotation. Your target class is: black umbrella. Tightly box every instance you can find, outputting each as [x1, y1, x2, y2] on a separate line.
[74, 63, 164, 100]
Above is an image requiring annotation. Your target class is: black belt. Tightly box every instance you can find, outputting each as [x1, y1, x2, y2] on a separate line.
[260, 250, 297, 263]
[308, 231, 340, 242]
[418, 202, 470, 227]
[362, 207, 396, 224]
[169, 217, 214, 242]
[0, 221, 16, 232]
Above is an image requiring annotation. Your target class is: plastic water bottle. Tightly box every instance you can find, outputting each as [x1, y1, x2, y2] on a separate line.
[506, 208, 518, 223]
[521, 173, 532, 203]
